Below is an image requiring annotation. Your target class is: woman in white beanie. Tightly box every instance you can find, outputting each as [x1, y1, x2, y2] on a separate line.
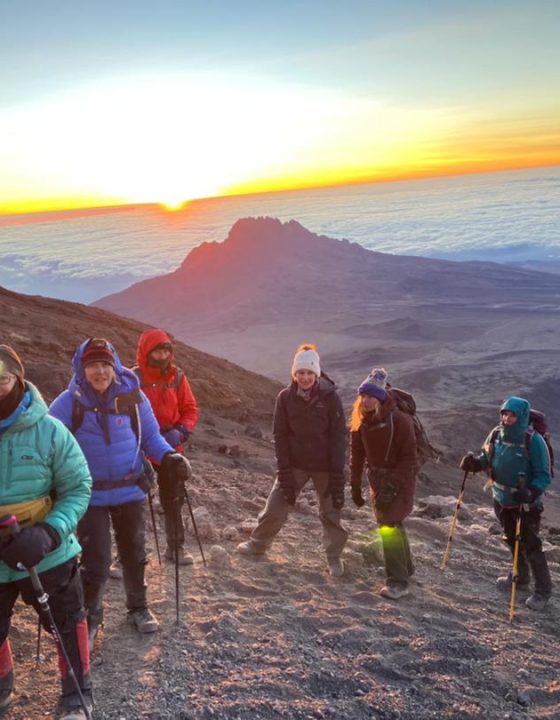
[237, 344, 348, 576]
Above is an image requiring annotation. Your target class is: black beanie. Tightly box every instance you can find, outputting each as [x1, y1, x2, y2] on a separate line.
[0, 345, 25, 384]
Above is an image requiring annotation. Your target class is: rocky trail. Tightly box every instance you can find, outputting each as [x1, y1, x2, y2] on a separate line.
[4, 425, 560, 720]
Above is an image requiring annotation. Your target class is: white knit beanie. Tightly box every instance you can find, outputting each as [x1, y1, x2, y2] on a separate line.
[291, 345, 321, 378]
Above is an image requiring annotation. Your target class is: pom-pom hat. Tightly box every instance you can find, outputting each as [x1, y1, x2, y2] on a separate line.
[358, 368, 388, 401]
[291, 344, 321, 377]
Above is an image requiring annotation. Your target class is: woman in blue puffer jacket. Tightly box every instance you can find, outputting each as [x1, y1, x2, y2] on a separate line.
[50, 338, 190, 648]
[461, 396, 552, 611]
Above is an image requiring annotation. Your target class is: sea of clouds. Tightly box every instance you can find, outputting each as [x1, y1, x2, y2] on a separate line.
[0, 167, 558, 303]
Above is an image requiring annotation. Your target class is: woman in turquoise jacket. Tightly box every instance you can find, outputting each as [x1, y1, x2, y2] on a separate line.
[461, 396, 552, 611]
[0, 345, 92, 719]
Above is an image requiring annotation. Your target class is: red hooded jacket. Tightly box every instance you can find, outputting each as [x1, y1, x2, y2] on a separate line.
[135, 329, 199, 452]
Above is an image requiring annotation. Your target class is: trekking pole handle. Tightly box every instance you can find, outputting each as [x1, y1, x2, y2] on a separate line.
[0, 514, 44, 596]
[0, 515, 92, 719]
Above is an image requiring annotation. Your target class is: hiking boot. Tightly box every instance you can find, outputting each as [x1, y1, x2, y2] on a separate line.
[127, 607, 159, 633]
[57, 690, 93, 720]
[380, 583, 409, 600]
[0, 666, 13, 711]
[0, 688, 12, 711]
[496, 575, 530, 593]
[526, 593, 550, 611]
[236, 540, 266, 556]
[327, 558, 345, 577]
[109, 560, 123, 579]
[164, 546, 194, 565]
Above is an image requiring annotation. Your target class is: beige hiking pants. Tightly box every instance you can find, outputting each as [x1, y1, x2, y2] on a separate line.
[249, 468, 348, 559]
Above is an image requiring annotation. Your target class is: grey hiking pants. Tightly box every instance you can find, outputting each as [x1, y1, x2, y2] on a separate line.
[249, 468, 348, 559]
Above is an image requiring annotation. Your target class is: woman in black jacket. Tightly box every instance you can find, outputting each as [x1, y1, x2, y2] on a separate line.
[237, 344, 348, 576]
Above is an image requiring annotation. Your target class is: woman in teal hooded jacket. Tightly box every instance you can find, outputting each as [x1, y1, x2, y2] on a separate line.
[0, 345, 92, 718]
[461, 396, 552, 611]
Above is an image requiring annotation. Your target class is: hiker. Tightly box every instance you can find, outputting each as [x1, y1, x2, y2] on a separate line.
[237, 344, 348, 576]
[49, 338, 192, 649]
[135, 329, 199, 565]
[460, 396, 552, 610]
[350, 368, 418, 600]
[0, 345, 93, 718]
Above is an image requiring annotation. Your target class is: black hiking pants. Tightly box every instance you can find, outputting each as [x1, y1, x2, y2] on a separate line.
[0, 558, 92, 698]
[78, 499, 149, 626]
[494, 501, 552, 597]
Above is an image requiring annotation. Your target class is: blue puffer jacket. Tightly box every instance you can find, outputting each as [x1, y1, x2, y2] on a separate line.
[49, 339, 174, 507]
[0, 382, 91, 582]
[479, 396, 551, 508]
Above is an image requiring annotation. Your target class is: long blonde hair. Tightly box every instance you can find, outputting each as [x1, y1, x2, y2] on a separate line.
[349, 396, 363, 432]
[349, 395, 382, 431]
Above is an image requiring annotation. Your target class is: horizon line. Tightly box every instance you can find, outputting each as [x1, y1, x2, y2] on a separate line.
[1, 161, 559, 221]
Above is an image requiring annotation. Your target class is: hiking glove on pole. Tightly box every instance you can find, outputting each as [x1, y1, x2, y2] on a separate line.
[161, 452, 192, 501]
[278, 470, 296, 506]
[459, 452, 484, 473]
[511, 486, 538, 504]
[0, 523, 61, 570]
[351, 483, 366, 508]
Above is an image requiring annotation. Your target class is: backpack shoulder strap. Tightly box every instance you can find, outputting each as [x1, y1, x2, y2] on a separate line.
[70, 398, 86, 435]
[174, 368, 184, 390]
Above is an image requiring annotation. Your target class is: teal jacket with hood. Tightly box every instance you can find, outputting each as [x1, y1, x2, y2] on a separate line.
[479, 396, 551, 508]
[0, 382, 92, 583]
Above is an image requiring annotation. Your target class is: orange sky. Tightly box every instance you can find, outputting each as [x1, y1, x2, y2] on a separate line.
[1, 2, 559, 215]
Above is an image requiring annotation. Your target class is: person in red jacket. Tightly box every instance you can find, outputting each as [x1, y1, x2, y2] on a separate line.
[349, 368, 418, 600]
[135, 330, 199, 565]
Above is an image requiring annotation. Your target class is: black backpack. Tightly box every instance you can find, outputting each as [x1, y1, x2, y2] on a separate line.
[387, 385, 441, 467]
[487, 408, 554, 477]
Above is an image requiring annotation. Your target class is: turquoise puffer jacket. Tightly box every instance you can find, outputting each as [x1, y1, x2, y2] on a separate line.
[479, 396, 551, 508]
[0, 383, 92, 582]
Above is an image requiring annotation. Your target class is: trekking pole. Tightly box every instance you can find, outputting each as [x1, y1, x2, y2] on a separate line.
[147, 491, 162, 566]
[441, 470, 469, 570]
[36, 617, 42, 663]
[173, 498, 181, 624]
[509, 472, 527, 623]
[0, 515, 92, 720]
[183, 482, 206, 567]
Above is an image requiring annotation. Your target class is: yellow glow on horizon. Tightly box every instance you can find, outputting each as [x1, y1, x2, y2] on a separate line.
[0, 74, 559, 216]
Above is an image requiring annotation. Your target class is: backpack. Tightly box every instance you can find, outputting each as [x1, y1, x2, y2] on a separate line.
[488, 408, 554, 477]
[387, 385, 441, 467]
[132, 366, 184, 391]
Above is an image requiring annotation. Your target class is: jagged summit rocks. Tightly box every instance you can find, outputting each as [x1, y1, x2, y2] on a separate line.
[94, 217, 560, 455]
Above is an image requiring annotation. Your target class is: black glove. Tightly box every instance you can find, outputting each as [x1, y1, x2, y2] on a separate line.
[351, 483, 366, 508]
[160, 452, 192, 503]
[1, 523, 61, 571]
[277, 470, 296, 506]
[511, 486, 538, 505]
[375, 481, 400, 511]
[460, 452, 483, 473]
[326, 475, 345, 510]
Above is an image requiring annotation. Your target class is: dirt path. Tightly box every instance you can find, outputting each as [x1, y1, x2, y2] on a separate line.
[5, 456, 560, 720]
